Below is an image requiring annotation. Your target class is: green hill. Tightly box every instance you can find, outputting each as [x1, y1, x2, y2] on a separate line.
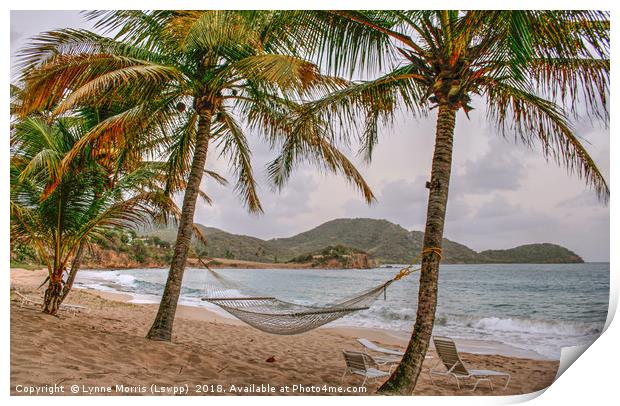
[194, 225, 291, 262]
[268, 218, 478, 263]
[143, 218, 583, 264]
[477, 243, 584, 264]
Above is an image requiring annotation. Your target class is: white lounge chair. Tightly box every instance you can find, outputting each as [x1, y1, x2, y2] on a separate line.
[357, 338, 404, 356]
[341, 351, 392, 387]
[356, 338, 402, 364]
[13, 291, 43, 307]
[12, 291, 88, 314]
[357, 338, 433, 362]
[429, 336, 511, 391]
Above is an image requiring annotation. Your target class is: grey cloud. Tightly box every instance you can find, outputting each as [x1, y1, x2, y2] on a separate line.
[10, 27, 22, 45]
[341, 177, 429, 230]
[474, 195, 522, 220]
[445, 196, 562, 249]
[193, 167, 321, 239]
[557, 189, 604, 209]
[452, 137, 527, 195]
[445, 194, 472, 223]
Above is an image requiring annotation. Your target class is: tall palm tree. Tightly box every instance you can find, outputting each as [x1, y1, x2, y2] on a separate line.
[16, 10, 374, 339]
[10, 112, 178, 315]
[280, 10, 609, 394]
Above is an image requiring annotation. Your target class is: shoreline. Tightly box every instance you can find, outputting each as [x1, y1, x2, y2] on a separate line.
[10, 268, 559, 395]
[87, 287, 550, 361]
[21, 267, 558, 361]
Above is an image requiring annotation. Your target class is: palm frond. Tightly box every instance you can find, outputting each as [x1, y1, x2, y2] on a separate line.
[216, 110, 263, 214]
[486, 81, 609, 201]
[267, 115, 375, 204]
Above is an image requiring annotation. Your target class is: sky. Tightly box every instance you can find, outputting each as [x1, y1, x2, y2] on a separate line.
[9, 10, 611, 261]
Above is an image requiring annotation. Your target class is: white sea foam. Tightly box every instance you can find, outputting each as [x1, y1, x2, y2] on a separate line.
[468, 317, 600, 337]
[113, 274, 135, 287]
[127, 293, 160, 304]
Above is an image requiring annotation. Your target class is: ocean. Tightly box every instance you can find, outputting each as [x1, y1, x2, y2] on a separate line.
[75, 263, 609, 360]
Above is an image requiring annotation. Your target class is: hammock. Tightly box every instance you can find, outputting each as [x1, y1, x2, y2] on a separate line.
[198, 252, 438, 335]
[202, 281, 393, 335]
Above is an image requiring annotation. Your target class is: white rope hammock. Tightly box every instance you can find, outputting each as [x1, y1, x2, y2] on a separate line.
[203, 282, 392, 335]
[198, 256, 432, 335]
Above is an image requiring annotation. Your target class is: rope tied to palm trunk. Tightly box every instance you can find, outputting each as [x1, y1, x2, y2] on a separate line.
[392, 247, 443, 281]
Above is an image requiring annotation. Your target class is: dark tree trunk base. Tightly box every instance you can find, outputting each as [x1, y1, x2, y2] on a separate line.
[43, 279, 63, 316]
[145, 329, 172, 341]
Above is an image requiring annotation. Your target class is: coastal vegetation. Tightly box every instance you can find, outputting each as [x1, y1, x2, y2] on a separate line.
[10, 229, 174, 269]
[287, 245, 377, 268]
[9, 109, 179, 314]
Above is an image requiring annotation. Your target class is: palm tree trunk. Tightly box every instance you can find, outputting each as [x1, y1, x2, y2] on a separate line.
[59, 242, 85, 304]
[378, 104, 456, 395]
[146, 106, 213, 341]
[43, 270, 64, 315]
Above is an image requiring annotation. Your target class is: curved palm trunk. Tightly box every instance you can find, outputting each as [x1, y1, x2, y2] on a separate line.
[378, 105, 456, 395]
[147, 108, 212, 341]
[44, 194, 65, 315]
[59, 242, 85, 304]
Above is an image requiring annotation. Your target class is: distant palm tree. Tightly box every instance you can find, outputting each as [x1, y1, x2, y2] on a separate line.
[16, 11, 374, 339]
[10, 111, 178, 315]
[280, 10, 609, 394]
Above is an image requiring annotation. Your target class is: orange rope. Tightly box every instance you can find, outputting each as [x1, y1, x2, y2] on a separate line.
[391, 247, 443, 281]
[423, 247, 443, 260]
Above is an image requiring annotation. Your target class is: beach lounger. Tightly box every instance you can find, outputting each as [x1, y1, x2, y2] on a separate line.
[357, 338, 433, 362]
[356, 338, 402, 364]
[13, 291, 43, 307]
[357, 338, 404, 356]
[60, 303, 89, 314]
[429, 336, 511, 391]
[341, 351, 392, 387]
[12, 291, 88, 314]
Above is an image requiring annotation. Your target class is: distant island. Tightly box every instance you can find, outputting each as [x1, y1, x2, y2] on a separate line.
[10, 218, 584, 270]
[288, 245, 378, 269]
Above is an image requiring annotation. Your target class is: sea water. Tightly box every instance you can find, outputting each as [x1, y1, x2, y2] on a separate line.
[75, 263, 609, 360]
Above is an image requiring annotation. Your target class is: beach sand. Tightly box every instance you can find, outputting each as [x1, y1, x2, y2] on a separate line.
[10, 268, 559, 396]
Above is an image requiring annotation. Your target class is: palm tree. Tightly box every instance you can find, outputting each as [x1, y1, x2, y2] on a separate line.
[16, 10, 374, 339]
[280, 11, 609, 394]
[10, 112, 178, 315]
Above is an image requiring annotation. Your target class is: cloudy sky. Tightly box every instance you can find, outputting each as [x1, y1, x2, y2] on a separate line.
[10, 10, 610, 261]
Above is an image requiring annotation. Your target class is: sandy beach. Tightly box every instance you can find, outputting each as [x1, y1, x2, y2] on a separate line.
[10, 268, 559, 396]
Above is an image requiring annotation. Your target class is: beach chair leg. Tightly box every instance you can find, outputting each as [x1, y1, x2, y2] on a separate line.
[471, 378, 491, 392]
[503, 375, 511, 390]
[340, 369, 349, 384]
[428, 371, 435, 386]
[452, 374, 461, 390]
